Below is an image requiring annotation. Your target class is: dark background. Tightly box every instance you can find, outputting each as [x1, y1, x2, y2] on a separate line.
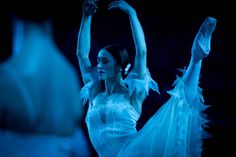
[1, 0, 235, 156]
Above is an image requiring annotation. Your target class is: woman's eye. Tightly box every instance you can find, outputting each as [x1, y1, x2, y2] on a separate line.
[103, 59, 108, 64]
[101, 58, 109, 64]
[97, 58, 109, 64]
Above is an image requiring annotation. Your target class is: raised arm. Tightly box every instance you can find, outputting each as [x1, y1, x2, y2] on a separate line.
[77, 0, 98, 84]
[109, 1, 147, 78]
[109, 1, 148, 114]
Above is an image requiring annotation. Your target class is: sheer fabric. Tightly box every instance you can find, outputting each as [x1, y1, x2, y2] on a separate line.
[81, 69, 208, 157]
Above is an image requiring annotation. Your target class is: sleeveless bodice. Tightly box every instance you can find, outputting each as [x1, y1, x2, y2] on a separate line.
[85, 93, 139, 157]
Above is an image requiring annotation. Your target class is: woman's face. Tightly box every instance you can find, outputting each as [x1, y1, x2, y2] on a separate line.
[97, 49, 120, 80]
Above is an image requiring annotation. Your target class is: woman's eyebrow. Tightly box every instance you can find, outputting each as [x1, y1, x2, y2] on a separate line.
[97, 57, 108, 60]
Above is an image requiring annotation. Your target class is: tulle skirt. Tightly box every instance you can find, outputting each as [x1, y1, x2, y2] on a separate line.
[117, 77, 209, 157]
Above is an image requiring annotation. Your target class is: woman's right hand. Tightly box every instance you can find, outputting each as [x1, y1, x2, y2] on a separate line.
[83, 0, 98, 16]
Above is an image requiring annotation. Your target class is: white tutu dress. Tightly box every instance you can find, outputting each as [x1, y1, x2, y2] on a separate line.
[81, 68, 208, 157]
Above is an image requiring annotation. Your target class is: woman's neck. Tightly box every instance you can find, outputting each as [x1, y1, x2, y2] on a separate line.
[104, 75, 124, 95]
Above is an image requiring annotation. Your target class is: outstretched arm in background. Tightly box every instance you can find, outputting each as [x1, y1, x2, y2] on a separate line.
[77, 0, 98, 84]
[182, 17, 217, 103]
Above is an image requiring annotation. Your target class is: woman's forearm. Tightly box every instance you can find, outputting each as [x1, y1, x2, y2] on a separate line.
[76, 15, 92, 59]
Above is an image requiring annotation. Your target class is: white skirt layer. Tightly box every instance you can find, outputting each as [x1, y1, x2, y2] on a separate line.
[117, 77, 209, 157]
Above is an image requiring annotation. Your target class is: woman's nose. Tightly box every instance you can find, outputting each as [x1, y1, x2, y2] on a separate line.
[97, 63, 102, 69]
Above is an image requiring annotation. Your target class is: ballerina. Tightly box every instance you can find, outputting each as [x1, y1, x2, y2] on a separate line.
[77, 0, 217, 156]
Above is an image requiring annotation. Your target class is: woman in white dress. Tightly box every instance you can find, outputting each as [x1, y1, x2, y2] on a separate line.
[76, 0, 217, 156]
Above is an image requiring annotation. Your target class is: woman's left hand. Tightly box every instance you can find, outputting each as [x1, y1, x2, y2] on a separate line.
[108, 0, 135, 15]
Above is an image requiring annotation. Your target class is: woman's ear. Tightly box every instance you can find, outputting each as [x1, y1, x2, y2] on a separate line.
[115, 65, 122, 73]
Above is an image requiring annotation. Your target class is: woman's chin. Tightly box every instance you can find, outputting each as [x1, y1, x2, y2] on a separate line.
[98, 75, 106, 80]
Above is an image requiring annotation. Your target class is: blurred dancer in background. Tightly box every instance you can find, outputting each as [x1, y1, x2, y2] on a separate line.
[0, 2, 91, 157]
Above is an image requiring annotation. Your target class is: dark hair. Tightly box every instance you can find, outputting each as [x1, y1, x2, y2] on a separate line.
[102, 44, 131, 77]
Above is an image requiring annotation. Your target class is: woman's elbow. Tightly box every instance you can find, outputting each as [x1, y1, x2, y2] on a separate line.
[137, 47, 147, 55]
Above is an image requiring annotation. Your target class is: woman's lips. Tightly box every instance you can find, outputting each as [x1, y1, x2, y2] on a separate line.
[98, 71, 105, 75]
